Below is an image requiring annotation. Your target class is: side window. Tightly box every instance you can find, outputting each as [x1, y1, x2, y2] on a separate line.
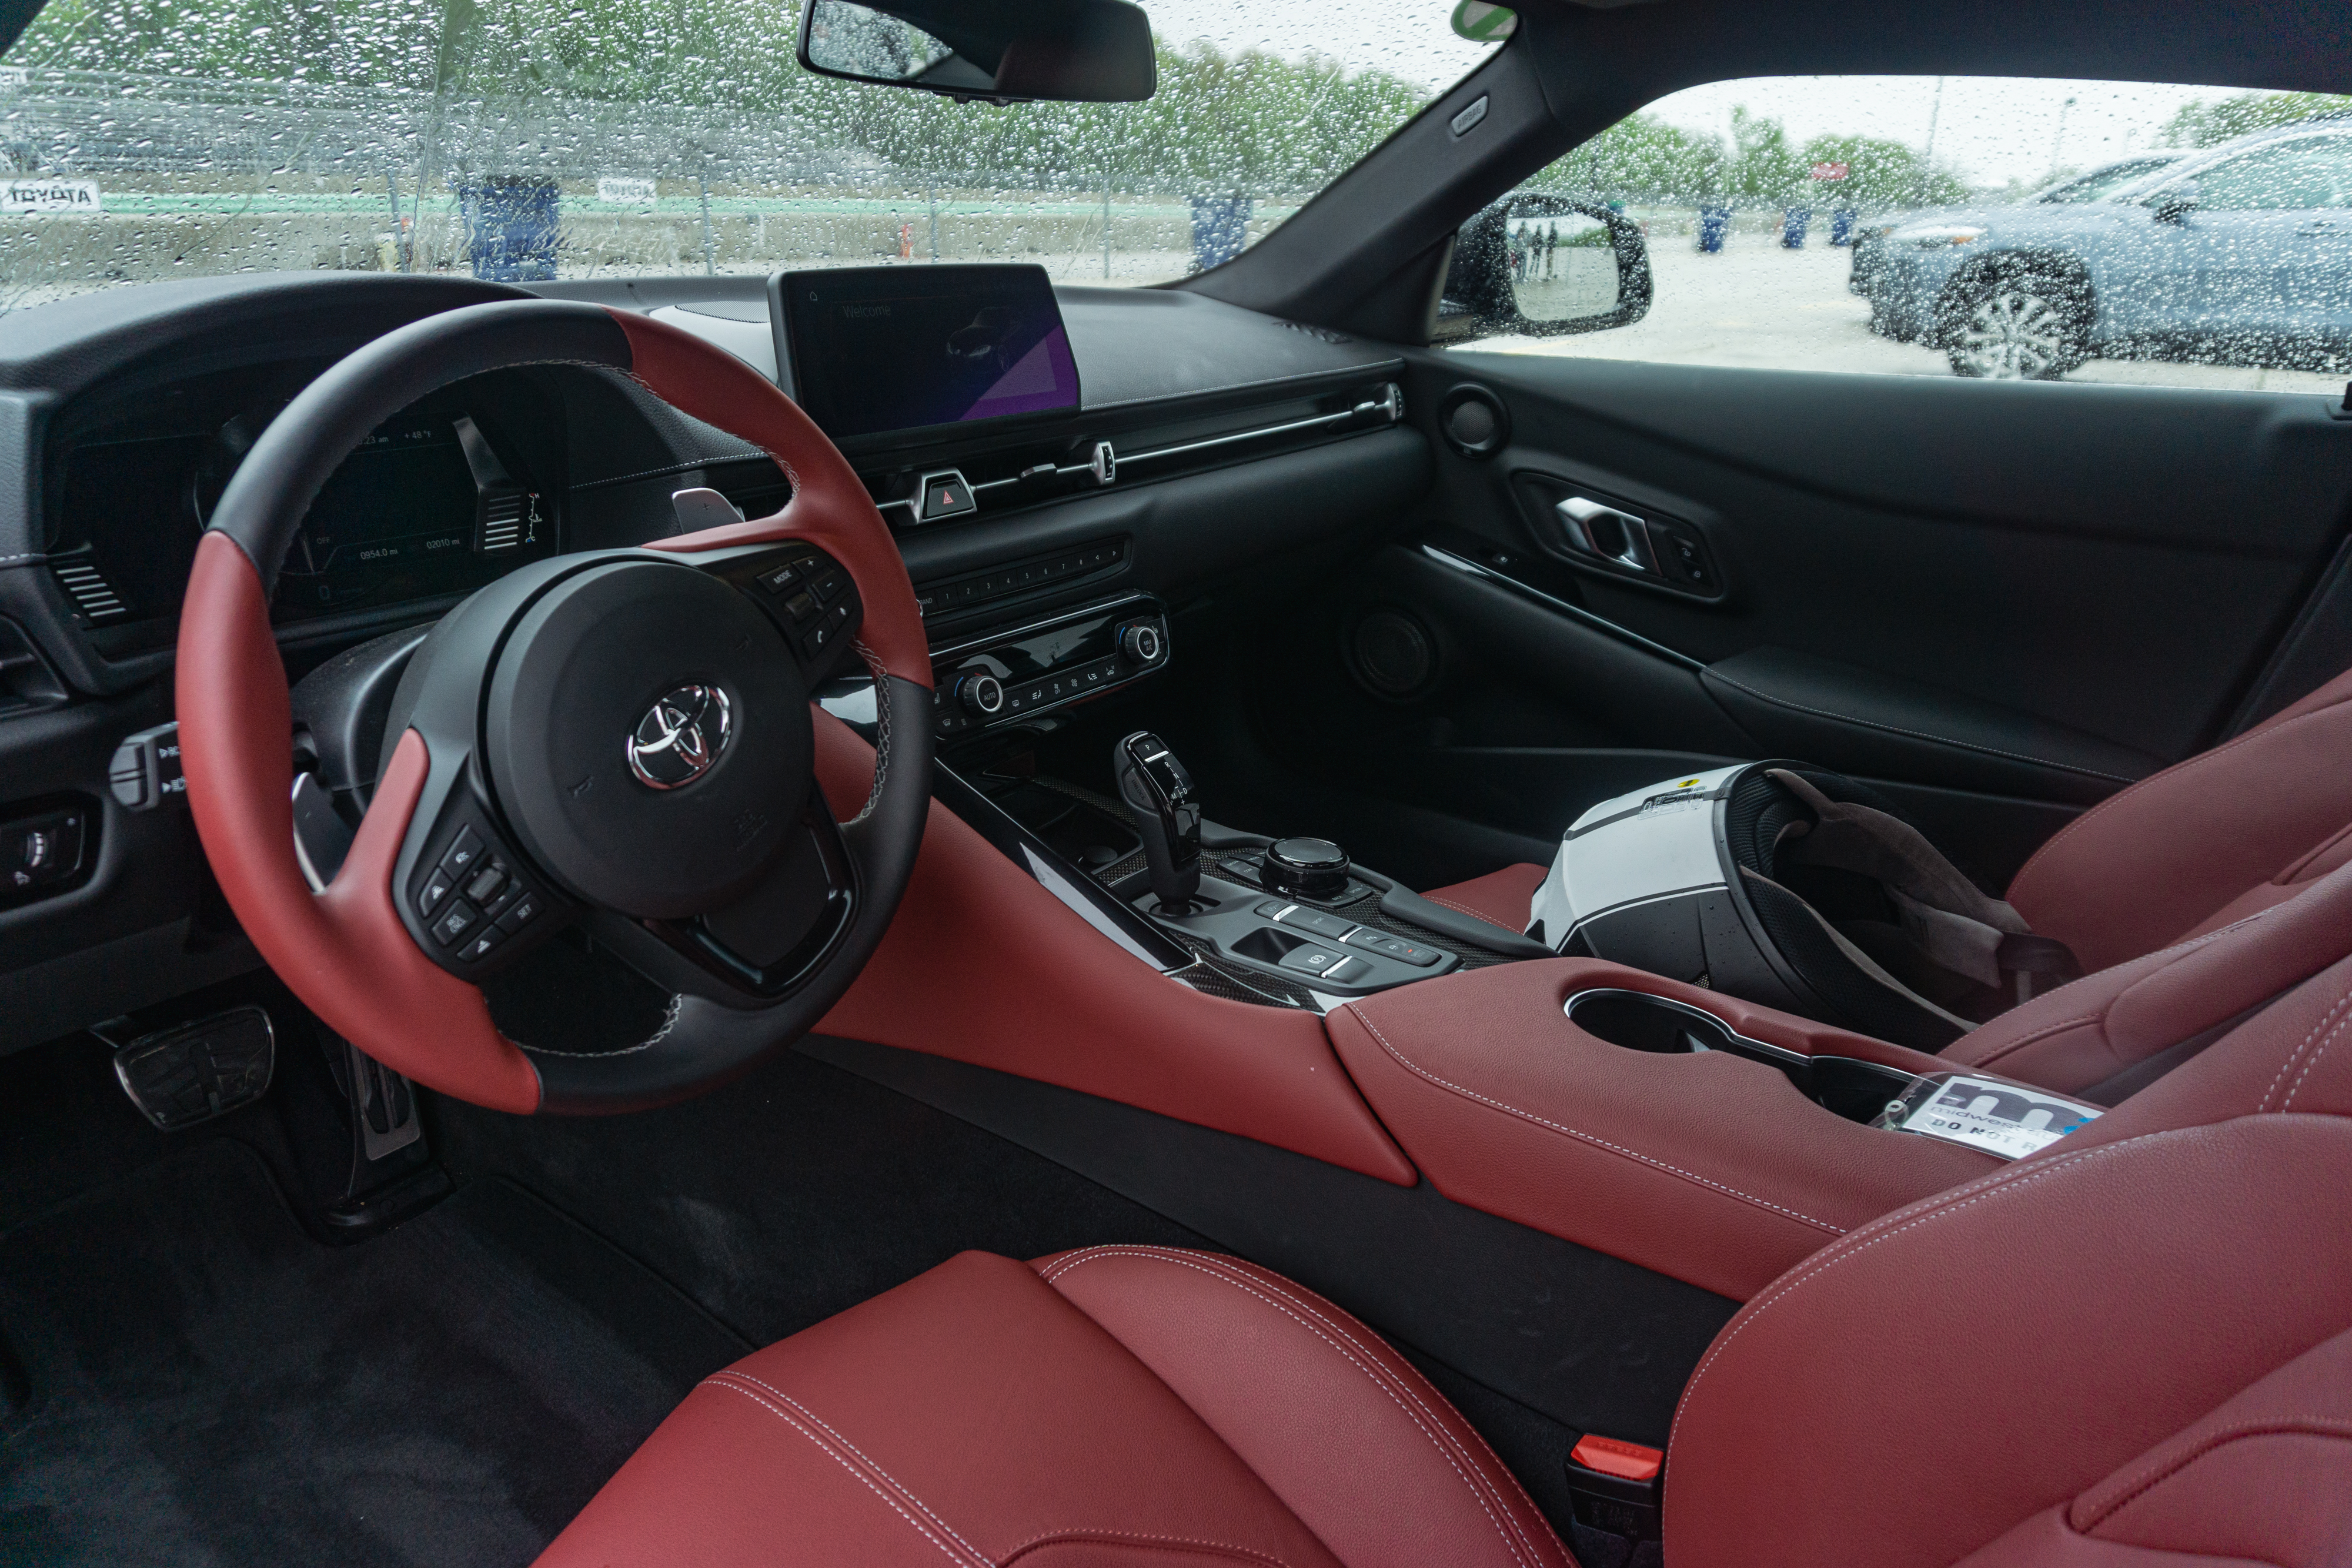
[2190, 136, 2352, 209]
[1444, 78, 2352, 390]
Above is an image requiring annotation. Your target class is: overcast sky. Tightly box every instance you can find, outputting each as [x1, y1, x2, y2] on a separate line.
[1136, 2, 2249, 186]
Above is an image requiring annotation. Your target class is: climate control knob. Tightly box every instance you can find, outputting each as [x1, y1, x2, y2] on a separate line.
[954, 672, 1005, 718]
[1118, 622, 1164, 664]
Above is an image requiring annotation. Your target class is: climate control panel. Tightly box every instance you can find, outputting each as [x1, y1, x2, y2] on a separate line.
[930, 597, 1170, 738]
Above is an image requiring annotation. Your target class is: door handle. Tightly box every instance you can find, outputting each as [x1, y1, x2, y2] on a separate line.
[1556, 496, 1658, 573]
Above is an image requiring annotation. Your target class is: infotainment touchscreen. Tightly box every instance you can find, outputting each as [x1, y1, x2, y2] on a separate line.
[776, 263, 1080, 440]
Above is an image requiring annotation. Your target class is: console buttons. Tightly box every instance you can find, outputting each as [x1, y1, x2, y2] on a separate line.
[430, 899, 482, 947]
[1275, 905, 1355, 941]
[1323, 957, 1374, 984]
[463, 865, 507, 907]
[1278, 945, 1346, 977]
[441, 827, 485, 878]
[1344, 929, 1445, 968]
[417, 867, 456, 918]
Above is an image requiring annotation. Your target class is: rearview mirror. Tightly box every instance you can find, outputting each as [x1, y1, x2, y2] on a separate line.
[2150, 179, 2202, 225]
[798, 0, 1157, 104]
[1435, 194, 1653, 344]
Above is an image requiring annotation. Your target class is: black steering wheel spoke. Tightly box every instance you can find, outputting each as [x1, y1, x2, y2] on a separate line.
[584, 786, 861, 1007]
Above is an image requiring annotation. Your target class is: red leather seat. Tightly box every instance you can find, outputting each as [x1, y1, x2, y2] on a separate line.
[536, 1246, 1568, 1568]
[540, 951, 2352, 1567]
[1424, 668, 2352, 1094]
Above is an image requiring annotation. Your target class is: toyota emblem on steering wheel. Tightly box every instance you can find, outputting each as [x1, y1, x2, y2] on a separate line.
[626, 683, 733, 790]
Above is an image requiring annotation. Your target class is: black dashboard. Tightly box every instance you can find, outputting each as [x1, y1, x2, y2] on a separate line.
[0, 264, 1429, 1052]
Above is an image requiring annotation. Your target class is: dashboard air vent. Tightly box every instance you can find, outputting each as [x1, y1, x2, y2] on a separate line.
[49, 548, 130, 623]
[478, 492, 529, 553]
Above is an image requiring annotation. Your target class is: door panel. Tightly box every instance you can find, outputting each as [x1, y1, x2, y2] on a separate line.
[1251, 356, 2352, 888]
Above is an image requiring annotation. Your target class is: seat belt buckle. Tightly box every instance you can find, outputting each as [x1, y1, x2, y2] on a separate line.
[1567, 1433, 1663, 1560]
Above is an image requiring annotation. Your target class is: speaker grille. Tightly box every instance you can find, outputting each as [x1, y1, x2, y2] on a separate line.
[1352, 610, 1435, 698]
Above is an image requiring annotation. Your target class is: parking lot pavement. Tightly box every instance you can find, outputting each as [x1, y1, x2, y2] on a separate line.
[1468, 240, 2350, 395]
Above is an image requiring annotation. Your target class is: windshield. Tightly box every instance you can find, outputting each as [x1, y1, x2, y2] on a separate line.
[0, 0, 1495, 308]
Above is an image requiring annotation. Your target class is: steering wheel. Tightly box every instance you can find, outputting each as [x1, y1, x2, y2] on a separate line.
[173, 300, 934, 1114]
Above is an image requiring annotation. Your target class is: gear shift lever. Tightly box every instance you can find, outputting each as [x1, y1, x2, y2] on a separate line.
[1114, 731, 1201, 911]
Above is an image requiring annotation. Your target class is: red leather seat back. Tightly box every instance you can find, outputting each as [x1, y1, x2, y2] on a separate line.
[2007, 666, 2352, 974]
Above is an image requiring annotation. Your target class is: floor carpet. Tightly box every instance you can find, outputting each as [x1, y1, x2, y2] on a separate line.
[0, 1140, 746, 1567]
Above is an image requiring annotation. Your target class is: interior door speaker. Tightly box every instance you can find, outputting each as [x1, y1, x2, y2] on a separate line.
[1439, 383, 1510, 459]
[1350, 609, 1437, 700]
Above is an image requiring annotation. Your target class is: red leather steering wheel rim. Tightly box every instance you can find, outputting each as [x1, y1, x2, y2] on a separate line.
[176, 303, 928, 1114]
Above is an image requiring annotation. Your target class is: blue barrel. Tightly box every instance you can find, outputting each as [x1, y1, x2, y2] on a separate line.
[460, 176, 560, 282]
[1696, 203, 1730, 253]
[1782, 207, 1812, 248]
[1829, 208, 1859, 246]
[1189, 195, 1254, 273]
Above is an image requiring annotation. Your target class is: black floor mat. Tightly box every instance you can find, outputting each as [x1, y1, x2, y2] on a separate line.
[0, 1141, 746, 1567]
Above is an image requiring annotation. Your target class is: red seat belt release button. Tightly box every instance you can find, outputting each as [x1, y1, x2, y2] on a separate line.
[1570, 1433, 1663, 1482]
[1568, 1433, 1664, 1549]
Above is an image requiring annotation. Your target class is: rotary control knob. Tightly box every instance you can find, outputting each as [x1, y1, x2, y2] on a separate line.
[1264, 836, 1350, 899]
[954, 672, 1005, 718]
[1118, 622, 1164, 664]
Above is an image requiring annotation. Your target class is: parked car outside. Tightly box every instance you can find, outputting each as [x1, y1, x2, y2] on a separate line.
[1849, 124, 2352, 377]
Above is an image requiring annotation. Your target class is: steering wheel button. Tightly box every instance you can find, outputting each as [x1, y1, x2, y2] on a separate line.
[459, 925, 507, 962]
[441, 827, 485, 876]
[783, 590, 820, 624]
[463, 865, 507, 905]
[811, 569, 848, 604]
[758, 562, 802, 594]
[497, 892, 541, 932]
[417, 868, 455, 918]
[430, 900, 481, 946]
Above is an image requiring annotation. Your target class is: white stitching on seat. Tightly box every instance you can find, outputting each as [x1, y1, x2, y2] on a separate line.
[700, 1373, 985, 1564]
[1041, 1245, 1544, 1568]
[997, 1526, 1295, 1566]
[2262, 979, 2352, 1112]
[720, 1372, 989, 1562]
[1342, 1006, 1846, 1234]
[1705, 668, 2136, 784]
[2073, 1415, 2352, 1529]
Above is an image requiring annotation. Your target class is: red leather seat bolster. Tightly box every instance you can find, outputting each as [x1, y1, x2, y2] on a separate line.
[1327, 958, 1997, 1300]
[1418, 862, 1548, 935]
[1942, 858, 2352, 1095]
[2007, 667, 2352, 973]
[1665, 1116, 2352, 1568]
[534, 1248, 1567, 1568]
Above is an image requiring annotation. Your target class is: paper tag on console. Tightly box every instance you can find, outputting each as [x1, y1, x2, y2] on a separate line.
[1874, 1072, 2100, 1161]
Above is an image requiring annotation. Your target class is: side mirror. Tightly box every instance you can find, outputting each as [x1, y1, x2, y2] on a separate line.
[797, 0, 1156, 104]
[1435, 195, 1653, 345]
[2151, 179, 2203, 224]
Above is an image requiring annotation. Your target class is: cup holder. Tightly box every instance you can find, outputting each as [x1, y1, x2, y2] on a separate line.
[1565, 988, 1922, 1126]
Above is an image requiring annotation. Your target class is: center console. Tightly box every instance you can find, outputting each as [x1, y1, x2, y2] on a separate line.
[1325, 956, 2103, 1299]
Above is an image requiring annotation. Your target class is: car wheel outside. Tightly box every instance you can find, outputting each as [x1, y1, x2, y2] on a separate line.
[1942, 263, 2090, 380]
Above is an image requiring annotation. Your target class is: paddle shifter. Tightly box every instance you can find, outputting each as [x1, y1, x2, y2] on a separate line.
[1114, 730, 1201, 911]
